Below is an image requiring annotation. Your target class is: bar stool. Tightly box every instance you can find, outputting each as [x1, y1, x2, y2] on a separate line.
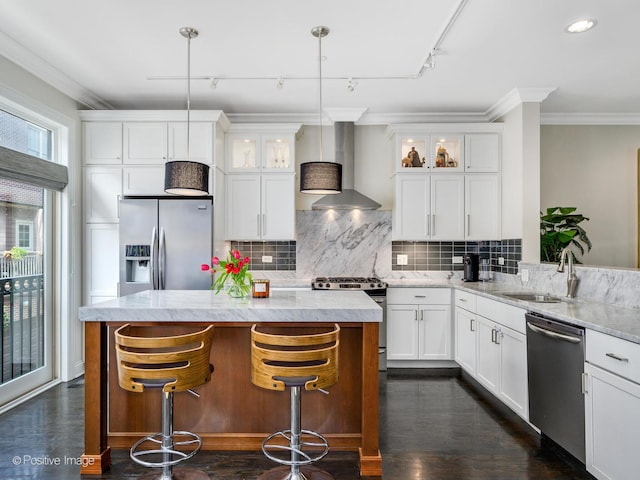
[114, 324, 214, 480]
[250, 324, 340, 480]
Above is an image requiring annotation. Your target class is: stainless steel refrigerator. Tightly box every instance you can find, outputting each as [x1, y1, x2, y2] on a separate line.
[119, 196, 212, 296]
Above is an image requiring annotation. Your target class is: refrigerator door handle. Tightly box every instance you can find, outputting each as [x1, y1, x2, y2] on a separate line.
[150, 227, 158, 290]
[159, 227, 166, 290]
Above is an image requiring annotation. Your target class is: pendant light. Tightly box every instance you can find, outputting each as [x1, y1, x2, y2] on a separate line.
[300, 26, 342, 195]
[164, 27, 210, 196]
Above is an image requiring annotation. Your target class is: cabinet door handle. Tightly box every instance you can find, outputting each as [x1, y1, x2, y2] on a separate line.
[606, 352, 629, 362]
[420, 310, 424, 321]
[491, 328, 496, 344]
[581, 372, 588, 395]
[257, 214, 261, 236]
[426, 214, 430, 236]
[262, 214, 266, 237]
[495, 328, 502, 345]
[431, 213, 435, 236]
[414, 295, 426, 298]
[414, 310, 418, 321]
[470, 318, 474, 332]
[459, 298, 467, 303]
[466, 214, 470, 235]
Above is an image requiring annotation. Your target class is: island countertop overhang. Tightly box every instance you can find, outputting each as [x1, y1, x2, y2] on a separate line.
[78, 289, 382, 323]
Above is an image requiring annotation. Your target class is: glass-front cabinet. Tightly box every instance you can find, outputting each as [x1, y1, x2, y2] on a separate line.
[395, 133, 464, 172]
[225, 124, 301, 173]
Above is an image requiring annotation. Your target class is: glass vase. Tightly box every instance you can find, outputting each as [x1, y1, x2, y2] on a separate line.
[227, 282, 250, 299]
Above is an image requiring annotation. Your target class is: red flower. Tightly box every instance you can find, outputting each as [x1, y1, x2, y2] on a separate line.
[200, 264, 210, 271]
[244, 256, 250, 264]
[225, 264, 233, 273]
[232, 266, 241, 274]
[232, 250, 241, 260]
[212, 256, 220, 265]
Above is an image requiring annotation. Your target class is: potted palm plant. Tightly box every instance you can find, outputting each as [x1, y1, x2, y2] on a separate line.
[540, 207, 592, 263]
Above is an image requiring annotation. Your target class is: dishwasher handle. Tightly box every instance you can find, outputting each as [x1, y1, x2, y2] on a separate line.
[527, 321, 582, 344]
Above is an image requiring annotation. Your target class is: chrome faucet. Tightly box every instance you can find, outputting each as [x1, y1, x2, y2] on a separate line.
[557, 246, 578, 298]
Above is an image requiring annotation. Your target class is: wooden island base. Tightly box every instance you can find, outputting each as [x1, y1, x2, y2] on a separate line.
[81, 321, 382, 477]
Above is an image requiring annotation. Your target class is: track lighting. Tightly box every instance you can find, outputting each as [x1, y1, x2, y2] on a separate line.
[424, 49, 436, 69]
[347, 78, 357, 92]
[209, 78, 218, 89]
[276, 76, 284, 89]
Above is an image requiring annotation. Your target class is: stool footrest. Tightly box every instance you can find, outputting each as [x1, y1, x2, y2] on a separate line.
[130, 430, 203, 468]
[262, 429, 329, 466]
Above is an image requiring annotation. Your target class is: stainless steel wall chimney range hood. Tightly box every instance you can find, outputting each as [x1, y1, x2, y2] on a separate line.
[311, 122, 381, 210]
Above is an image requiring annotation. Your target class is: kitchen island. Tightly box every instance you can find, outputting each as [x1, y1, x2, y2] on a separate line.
[78, 289, 382, 476]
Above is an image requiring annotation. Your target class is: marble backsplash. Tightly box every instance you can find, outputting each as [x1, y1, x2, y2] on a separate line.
[296, 210, 392, 278]
[518, 262, 640, 310]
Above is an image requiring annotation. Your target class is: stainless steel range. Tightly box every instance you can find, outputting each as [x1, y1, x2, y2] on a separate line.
[312, 276, 387, 293]
[312, 277, 388, 371]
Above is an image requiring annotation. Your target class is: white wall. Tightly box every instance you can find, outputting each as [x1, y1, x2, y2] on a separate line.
[0, 54, 83, 382]
[540, 125, 639, 268]
[500, 106, 524, 239]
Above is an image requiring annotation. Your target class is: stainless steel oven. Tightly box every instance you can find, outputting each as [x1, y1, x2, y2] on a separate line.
[312, 277, 387, 371]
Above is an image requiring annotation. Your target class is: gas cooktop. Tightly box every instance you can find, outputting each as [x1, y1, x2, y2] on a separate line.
[312, 276, 387, 292]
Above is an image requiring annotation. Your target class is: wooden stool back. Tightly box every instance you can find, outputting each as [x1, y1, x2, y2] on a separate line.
[251, 324, 339, 391]
[114, 324, 214, 393]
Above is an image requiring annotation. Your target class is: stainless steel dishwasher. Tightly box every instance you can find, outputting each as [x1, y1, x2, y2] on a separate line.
[526, 312, 586, 464]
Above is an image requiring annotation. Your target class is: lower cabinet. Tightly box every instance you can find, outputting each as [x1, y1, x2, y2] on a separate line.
[585, 329, 640, 480]
[458, 294, 528, 420]
[455, 305, 476, 374]
[387, 288, 452, 362]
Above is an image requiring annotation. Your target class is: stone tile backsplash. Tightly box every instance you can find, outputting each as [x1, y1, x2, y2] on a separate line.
[392, 239, 521, 275]
[231, 211, 520, 277]
[230, 241, 296, 271]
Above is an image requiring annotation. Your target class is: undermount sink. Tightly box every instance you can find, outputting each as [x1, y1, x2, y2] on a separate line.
[502, 293, 564, 303]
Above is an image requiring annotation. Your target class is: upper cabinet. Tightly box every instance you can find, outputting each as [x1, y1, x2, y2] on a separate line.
[464, 133, 500, 172]
[83, 122, 123, 164]
[388, 124, 501, 174]
[389, 123, 503, 241]
[225, 124, 301, 173]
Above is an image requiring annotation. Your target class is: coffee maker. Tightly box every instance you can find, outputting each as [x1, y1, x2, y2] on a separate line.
[463, 253, 479, 282]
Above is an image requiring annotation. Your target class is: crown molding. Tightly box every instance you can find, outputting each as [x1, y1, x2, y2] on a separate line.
[486, 87, 557, 122]
[541, 113, 640, 125]
[0, 31, 113, 110]
[78, 110, 229, 123]
[323, 108, 368, 122]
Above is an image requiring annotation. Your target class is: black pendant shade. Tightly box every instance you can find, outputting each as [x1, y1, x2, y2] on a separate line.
[300, 161, 342, 194]
[164, 161, 210, 196]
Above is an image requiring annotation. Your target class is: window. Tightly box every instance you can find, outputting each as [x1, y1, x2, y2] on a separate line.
[27, 125, 51, 159]
[16, 221, 33, 250]
[0, 109, 52, 160]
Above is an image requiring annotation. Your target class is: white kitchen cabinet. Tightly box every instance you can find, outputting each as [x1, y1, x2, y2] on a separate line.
[455, 305, 477, 375]
[84, 166, 122, 223]
[392, 134, 464, 172]
[464, 133, 500, 172]
[585, 330, 640, 480]
[394, 174, 464, 240]
[387, 288, 452, 362]
[475, 297, 528, 419]
[122, 166, 166, 196]
[465, 174, 500, 240]
[225, 125, 300, 173]
[84, 223, 119, 305]
[167, 122, 213, 163]
[225, 173, 295, 240]
[83, 122, 122, 164]
[123, 122, 168, 164]
[394, 175, 429, 239]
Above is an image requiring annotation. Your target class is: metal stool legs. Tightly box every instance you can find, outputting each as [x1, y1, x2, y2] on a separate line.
[261, 386, 330, 480]
[129, 391, 202, 480]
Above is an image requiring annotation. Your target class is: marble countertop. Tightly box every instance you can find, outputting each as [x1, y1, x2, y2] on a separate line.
[79, 289, 382, 323]
[387, 278, 640, 345]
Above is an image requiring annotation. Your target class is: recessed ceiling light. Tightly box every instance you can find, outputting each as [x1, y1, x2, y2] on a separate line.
[565, 19, 597, 33]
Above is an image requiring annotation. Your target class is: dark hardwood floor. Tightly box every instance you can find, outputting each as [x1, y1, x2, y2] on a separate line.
[0, 372, 594, 479]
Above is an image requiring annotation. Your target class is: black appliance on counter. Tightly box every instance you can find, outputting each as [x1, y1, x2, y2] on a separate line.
[463, 253, 479, 282]
[312, 277, 387, 371]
